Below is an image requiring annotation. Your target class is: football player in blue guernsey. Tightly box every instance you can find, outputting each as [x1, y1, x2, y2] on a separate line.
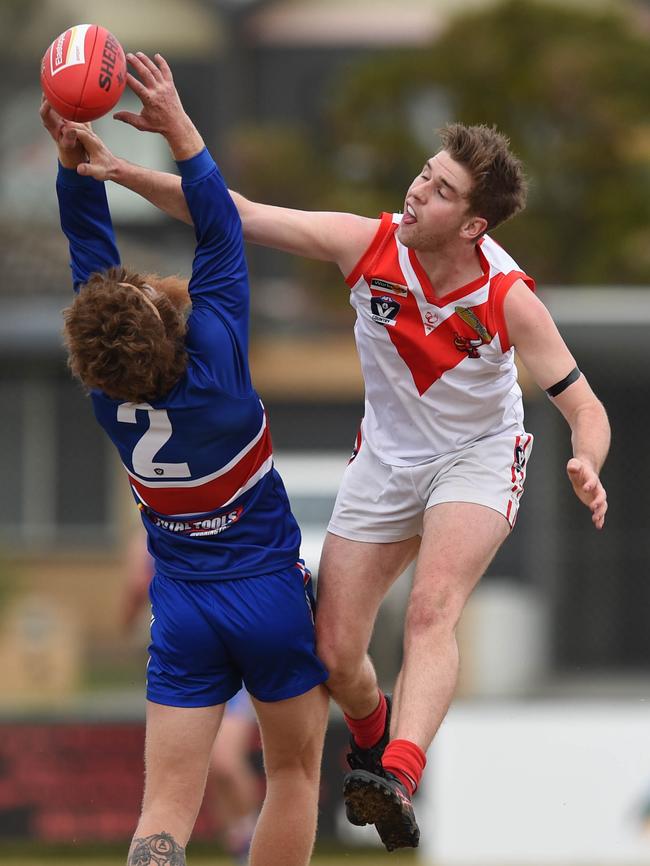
[40, 52, 328, 866]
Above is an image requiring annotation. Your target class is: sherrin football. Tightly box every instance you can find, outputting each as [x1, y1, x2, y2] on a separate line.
[41, 24, 126, 122]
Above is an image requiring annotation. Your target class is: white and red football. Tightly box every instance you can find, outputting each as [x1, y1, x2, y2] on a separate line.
[41, 24, 127, 122]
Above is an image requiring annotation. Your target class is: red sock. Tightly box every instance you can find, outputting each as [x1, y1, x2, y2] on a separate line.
[344, 690, 387, 749]
[381, 739, 426, 797]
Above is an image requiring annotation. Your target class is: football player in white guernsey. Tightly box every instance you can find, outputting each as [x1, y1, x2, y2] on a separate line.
[95, 120, 609, 851]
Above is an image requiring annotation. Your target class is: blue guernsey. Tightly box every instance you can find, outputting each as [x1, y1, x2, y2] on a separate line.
[57, 148, 301, 580]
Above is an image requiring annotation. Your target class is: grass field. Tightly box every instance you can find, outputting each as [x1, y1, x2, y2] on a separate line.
[3, 856, 418, 866]
[0, 859, 620, 866]
[0, 845, 616, 866]
[0, 845, 419, 866]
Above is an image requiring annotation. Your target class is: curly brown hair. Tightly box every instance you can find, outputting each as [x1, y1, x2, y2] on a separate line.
[63, 266, 188, 402]
[438, 123, 527, 232]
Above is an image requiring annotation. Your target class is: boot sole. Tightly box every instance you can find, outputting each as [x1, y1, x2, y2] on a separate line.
[343, 771, 420, 851]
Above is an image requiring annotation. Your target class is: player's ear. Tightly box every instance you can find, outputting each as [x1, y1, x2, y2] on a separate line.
[461, 215, 487, 241]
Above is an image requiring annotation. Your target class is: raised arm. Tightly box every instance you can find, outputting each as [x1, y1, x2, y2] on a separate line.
[504, 280, 610, 529]
[110, 54, 249, 318]
[54, 49, 378, 278]
[40, 100, 120, 290]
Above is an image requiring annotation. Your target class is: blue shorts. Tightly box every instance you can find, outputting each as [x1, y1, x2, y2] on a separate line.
[146, 562, 328, 707]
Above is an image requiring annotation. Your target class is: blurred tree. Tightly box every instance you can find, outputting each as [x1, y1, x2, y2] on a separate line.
[0, 0, 39, 48]
[230, 0, 650, 287]
[223, 121, 354, 320]
[226, 123, 331, 207]
[327, 0, 650, 284]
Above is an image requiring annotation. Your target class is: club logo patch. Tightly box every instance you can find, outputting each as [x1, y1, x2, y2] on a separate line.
[370, 295, 401, 327]
[423, 309, 440, 335]
[370, 278, 408, 297]
[453, 306, 493, 358]
[455, 306, 492, 341]
[454, 334, 484, 358]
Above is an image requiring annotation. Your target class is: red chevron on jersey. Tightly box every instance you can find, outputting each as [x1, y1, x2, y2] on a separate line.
[365, 231, 492, 396]
[126, 416, 273, 516]
[369, 285, 493, 396]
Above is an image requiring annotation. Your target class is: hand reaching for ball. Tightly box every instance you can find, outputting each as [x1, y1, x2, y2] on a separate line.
[113, 52, 183, 134]
[40, 97, 120, 181]
[61, 124, 120, 183]
[39, 97, 88, 169]
[40, 44, 205, 166]
[115, 52, 204, 161]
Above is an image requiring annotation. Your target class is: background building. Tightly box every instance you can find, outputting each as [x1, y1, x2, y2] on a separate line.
[1, 1, 650, 862]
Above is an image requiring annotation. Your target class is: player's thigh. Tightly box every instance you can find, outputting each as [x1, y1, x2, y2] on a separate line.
[410, 502, 510, 625]
[315, 531, 419, 658]
[251, 686, 329, 779]
[143, 700, 225, 815]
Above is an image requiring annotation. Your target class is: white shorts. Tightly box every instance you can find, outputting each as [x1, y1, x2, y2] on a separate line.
[327, 430, 533, 543]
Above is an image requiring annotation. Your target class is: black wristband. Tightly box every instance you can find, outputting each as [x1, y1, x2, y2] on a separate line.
[546, 366, 580, 398]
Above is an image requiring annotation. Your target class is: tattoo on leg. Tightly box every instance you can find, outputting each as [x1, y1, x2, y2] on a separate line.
[127, 832, 186, 866]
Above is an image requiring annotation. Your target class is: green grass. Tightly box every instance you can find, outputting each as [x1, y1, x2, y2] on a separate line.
[0, 844, 418, 866]
[2, 856, 418, 866]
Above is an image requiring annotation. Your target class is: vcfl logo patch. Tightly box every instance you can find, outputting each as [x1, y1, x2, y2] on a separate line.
[370, 295, 401, 327]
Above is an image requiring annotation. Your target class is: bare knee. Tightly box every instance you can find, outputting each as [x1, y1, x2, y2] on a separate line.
[317, 643, 354, 688]
[138, 789, 200, 844]
[264, 733, 324, 787]
[315, 626, 362, 688]
[254, 686, 328, 788]
[263, 705, 326, 782]
[404, 584, 464, 639]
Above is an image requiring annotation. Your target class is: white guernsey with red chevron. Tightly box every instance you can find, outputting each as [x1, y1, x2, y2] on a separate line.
[346, 211, 536, 465]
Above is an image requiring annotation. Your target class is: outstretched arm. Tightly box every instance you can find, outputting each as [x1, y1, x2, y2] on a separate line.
[228, 195, 378, 278]
[113, 160, 192, 223]
[62, 48, 378, 277]
[107, 158, 378, 278]
[505, 280, 610, 529]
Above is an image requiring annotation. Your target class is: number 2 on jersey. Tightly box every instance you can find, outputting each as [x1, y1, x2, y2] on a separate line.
[117, 403, 191, 478]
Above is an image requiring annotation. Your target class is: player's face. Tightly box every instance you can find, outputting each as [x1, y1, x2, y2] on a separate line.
[397, 151, 476, 251]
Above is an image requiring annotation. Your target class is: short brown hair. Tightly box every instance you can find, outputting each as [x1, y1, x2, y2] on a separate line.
[438, 123, 527, 231]
[63, 266, 187, 402]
